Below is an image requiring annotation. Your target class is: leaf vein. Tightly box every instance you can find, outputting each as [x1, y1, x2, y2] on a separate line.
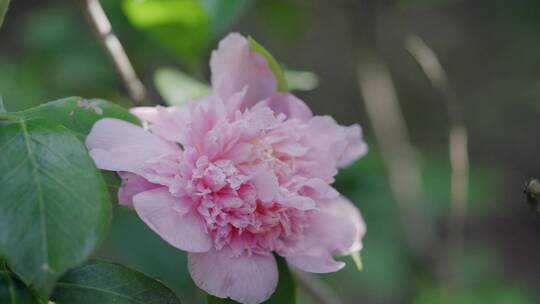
[19, 120, 49, 270]
[0, 156, 29, 185]
[37, 166, 91, 207]
[30, 137, 83, 174]
[0, 135, 18, 153]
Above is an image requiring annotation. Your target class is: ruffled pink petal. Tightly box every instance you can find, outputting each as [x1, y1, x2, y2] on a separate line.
[133, 188, 212, 253]
[220, 142, 254, 164]
[86, 118, 180, 172]
[210, 33, 277, 109]
[117, 172, 160, 207]
[188, 249, 278, 304]
[283, 196, 366, 273]
[250, 169, 278, 203]
[278, 195, 316, 211]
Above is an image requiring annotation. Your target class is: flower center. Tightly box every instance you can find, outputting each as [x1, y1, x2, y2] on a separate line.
[187, 155, 307, 256]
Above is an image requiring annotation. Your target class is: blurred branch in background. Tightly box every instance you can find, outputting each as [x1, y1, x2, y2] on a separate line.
[0, 0, 10, 29]
[75, 0, 146, 106]
[0, 96, 5, 112]
[406, 35, 469, 286]
[344, 0, 437, 261]
[283, 69, 319, 92]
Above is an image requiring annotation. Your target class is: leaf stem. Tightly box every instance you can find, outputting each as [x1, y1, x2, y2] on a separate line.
[0, 0, 10, 29]
[75, 0, 146, 106]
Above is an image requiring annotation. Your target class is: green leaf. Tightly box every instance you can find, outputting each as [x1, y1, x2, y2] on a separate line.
[154, 68, 212, 106]
[0, 0, 10, 29]
[248, 37, 288, 92]
[208, 295, 237, 304]
[122, 0, 252, 64]
[122, 0, 210, 62]
[1, 96, 136, 206]
[0, 270, 39, 304]
[267, 257, 295, 304]
[207, 256, 295, 304]
[7, 97, 140, 139]
[52, 260, 182, 304]
[98, 211, 200, 303]
[0, 119, 112, 299]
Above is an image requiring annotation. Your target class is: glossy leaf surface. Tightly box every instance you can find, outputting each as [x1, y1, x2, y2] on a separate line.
[0, 119, 111, 299]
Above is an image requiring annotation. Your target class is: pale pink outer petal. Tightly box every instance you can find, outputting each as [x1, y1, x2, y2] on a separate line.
[188, 249, 278, 304]
[283, 196, 366, 273]
[117, 172, 160, 207]
[300, 179, 340, 200]
[131, 106, 192, 144]
[210, 33, 277, 108]
[337, 124, 368, 168]
[287, 254, 345, 273]
[86, 118, 180, 172]
[330, 196, 366, 254]
[259, 93, 313, 121]
[129, 106, 160, 123]
[306, 116, 349, 162]
[300, 116, 367, 181]
[133, 188, 212, 253]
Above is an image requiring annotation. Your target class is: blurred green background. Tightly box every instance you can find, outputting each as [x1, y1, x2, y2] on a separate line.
[1, 0, 540, 303]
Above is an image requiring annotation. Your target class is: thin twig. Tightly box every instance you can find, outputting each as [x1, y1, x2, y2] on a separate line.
[75, 0, 146, 106]
[344, 0, 436, 259]
[406, 35, 469, 285]
[291, 269, 343, 304]
[0, 0, 10, 29]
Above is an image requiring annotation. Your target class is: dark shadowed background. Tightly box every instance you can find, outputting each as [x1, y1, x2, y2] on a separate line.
[1, 0, 539, 303]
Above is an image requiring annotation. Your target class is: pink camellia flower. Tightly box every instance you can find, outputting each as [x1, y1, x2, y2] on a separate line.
[87, 33, 367, 304]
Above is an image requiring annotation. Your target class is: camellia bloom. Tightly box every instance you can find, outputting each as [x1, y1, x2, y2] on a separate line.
[86, 33, 367, 304]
